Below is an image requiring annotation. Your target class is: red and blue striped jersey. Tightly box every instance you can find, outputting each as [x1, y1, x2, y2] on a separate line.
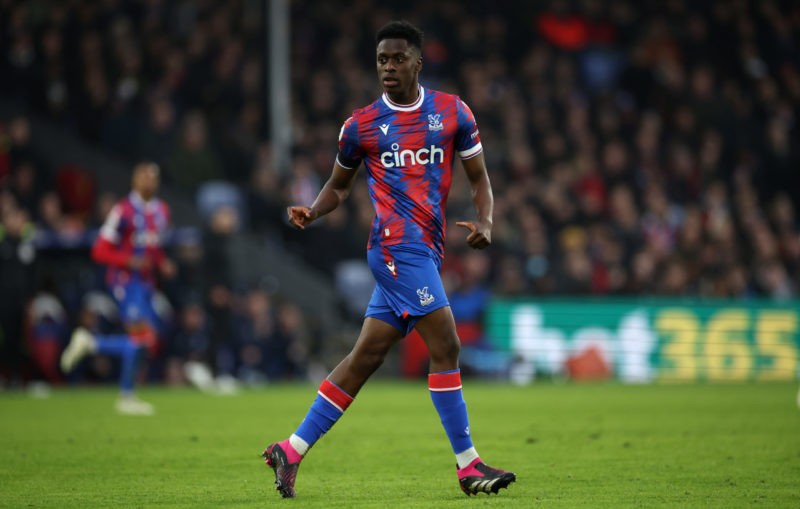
[337, 85, 483, 259]
[91, 191, 170, 287]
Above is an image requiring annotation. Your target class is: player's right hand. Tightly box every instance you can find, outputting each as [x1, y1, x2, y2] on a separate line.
[287, 206, 318, 230]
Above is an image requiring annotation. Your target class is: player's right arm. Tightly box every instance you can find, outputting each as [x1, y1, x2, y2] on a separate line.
[91, 204, 149, 270]
[288, 114, 363, 230]
[287, 161, 359, 230]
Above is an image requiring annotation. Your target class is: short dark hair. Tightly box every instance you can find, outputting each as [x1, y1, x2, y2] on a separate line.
[375, 20, 423, 51]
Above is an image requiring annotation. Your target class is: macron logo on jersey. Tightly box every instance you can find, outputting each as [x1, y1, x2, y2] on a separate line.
[379, 123, 390, 135]
[380, 143, 445, 168]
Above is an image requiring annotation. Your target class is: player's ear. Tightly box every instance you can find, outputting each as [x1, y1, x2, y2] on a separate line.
[415, 54, 423, 72]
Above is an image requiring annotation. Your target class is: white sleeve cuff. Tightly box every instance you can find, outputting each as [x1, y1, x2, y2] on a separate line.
[458, 142, 483, 160]
[336, 155, 357, 170]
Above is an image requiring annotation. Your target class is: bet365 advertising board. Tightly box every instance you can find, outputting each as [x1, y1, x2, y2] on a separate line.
[485, 299, 800, 383]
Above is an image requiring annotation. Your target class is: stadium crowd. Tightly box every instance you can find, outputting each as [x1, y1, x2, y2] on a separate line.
[1, 0, 799, 386]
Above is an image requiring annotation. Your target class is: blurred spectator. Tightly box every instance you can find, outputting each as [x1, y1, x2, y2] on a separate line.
[308, 205, 364, 274]
[37, 191, 65, 231]
[166, 111, 222, 191]
[55, 163, 96, 223]
[235, 287, 276, 384]
[9, 160, 43, 216]
[447, 250, 493, 344]
[26, 291, 68, 385]
[196, 180, 245, 226]
[246, 147, 285, 233]
[271, 301, 310, 380]
[554, 227, 594, 295]
[138, 97, 178, 167]
[202, 204, 239, 377]
[493, 254, 529, 296]
[166, 300, 214, 390]
[7, 116, 36, 168]
[0, 203, 37, 385]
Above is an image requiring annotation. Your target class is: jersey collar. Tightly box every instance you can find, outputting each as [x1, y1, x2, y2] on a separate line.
[129, 191, 157, 212]
[381, 84, 424, 111]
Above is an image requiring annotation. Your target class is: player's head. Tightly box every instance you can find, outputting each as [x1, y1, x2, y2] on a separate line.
[375, 20, 423, 97]
[131, 161, 160, 200]
[376, 20, 423, 52]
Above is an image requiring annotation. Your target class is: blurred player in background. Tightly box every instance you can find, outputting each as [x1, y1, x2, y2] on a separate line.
[60, 161, 175, 415]
[262, 20, 515, 498]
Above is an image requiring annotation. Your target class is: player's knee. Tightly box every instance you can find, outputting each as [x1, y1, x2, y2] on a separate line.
[429, 334, 460, 364]
[350, 348, 386, 375]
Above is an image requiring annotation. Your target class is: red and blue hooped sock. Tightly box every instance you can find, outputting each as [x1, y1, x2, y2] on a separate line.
[291, 379, 354, 455]
[429, 369, 475, 458]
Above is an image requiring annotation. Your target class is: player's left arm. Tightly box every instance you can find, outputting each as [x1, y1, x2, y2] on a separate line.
[456, 152, 493, 250]
[454, 97, 493, 249]
[154, 203, 177, 279]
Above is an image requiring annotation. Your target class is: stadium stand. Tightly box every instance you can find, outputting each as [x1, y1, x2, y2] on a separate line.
[0, 0, 798, 386]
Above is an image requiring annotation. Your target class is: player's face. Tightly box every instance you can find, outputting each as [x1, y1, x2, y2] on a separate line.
[376, 38, 421, 102]
[132, 163, 160, 200]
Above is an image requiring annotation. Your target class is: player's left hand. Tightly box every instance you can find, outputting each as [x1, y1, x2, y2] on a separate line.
[456, 221, 491, 249]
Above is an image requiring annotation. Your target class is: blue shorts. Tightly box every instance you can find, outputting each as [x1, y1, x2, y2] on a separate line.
[110, 279, 158, 327]
[365, 243, 450, 336]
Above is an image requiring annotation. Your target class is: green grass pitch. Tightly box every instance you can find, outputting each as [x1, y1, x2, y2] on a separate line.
[1, 381, 799, 508]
